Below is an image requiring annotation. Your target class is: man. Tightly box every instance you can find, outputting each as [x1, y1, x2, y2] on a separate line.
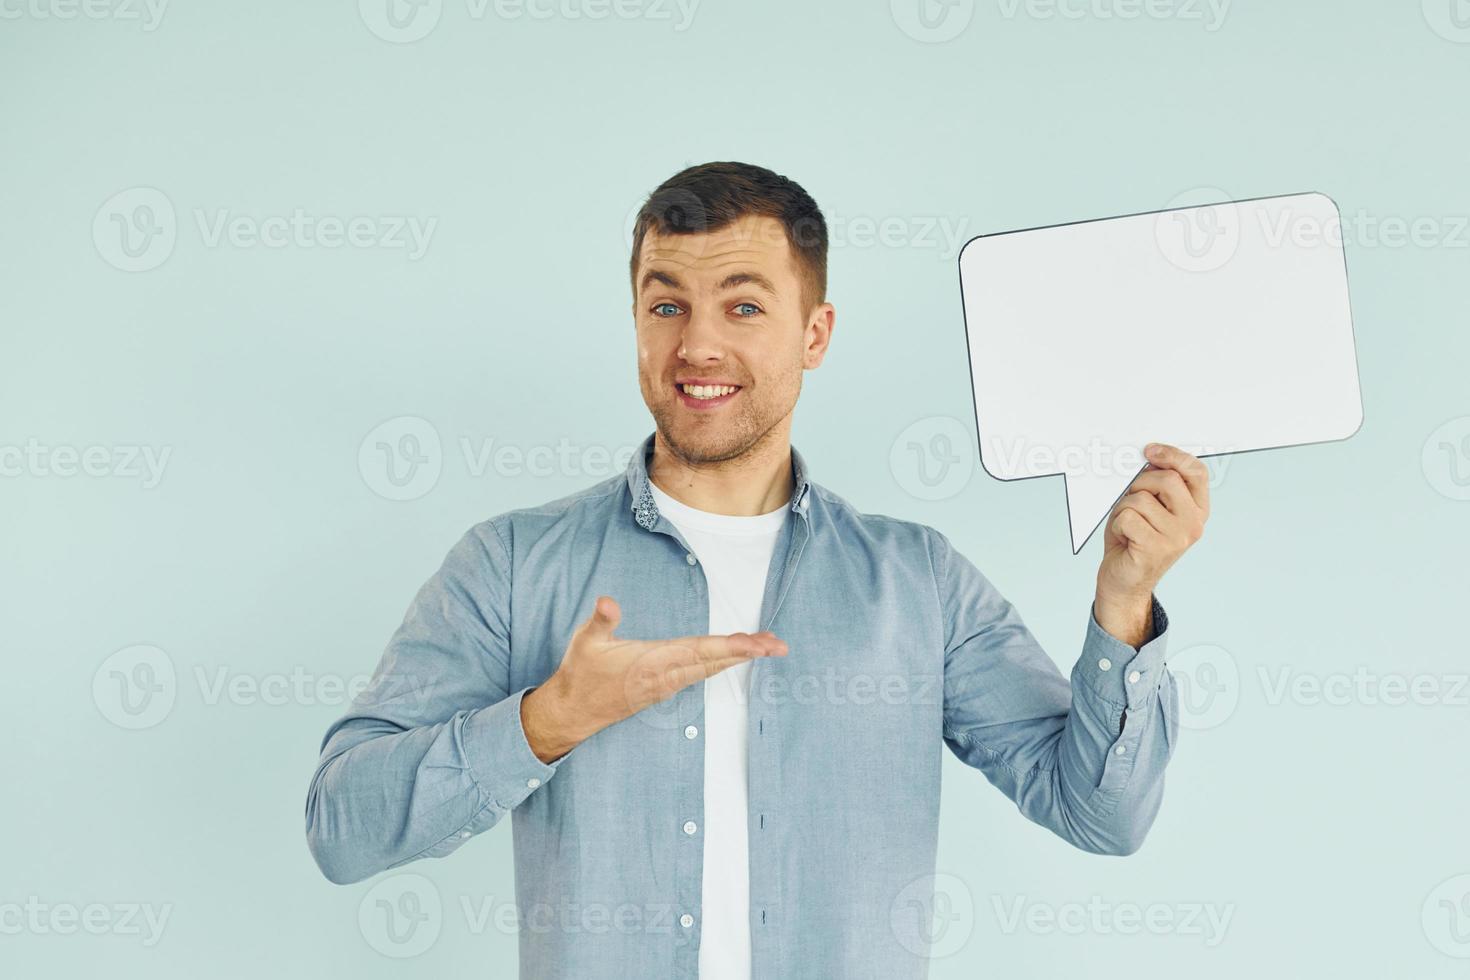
[305, 161, 1208, 979]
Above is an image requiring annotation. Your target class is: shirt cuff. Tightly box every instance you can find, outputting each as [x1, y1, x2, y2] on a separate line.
[1072, 595, 1170, 711]
[461, 686, 569, 810]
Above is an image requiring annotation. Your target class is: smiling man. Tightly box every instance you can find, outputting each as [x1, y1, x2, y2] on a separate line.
[305, 162, 1208, 979]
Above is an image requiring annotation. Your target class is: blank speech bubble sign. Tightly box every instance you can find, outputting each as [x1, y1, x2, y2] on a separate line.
[958, 192, 1363, 554]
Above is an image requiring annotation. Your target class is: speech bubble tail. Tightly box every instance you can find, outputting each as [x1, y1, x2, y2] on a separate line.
[1062, 468, 1140, 554]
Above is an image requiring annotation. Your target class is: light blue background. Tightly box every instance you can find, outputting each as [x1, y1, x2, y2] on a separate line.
[3, 0, 1467, 976]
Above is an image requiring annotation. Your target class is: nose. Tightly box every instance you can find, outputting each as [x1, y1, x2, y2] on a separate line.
[677, 306, 726, 363]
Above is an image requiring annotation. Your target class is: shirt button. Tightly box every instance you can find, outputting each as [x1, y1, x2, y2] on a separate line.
[680, 913, 694, 928]
[1127, 670, 1141, 684]
[684, 725, 698, 739]
[1115, 744, 1127, 755]
[1098, 657, 1112, 671]
[683, 820, 697, 835]
[526, 778, 541, 789]
[686, 553, 697, 565]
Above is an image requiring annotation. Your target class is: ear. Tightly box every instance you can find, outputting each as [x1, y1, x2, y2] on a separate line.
[803, 302, 836, 369]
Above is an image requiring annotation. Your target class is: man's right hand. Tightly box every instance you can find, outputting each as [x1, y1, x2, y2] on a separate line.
[520, 595, 788, 764]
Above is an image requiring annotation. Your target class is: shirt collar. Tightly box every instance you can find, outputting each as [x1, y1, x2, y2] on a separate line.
[626, 430, 812, 532]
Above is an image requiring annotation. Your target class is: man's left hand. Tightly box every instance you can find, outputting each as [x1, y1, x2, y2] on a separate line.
[1094, 443, 1211, 644]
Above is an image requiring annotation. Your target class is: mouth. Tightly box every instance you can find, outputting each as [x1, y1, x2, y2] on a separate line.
[674, 380, 743, 410]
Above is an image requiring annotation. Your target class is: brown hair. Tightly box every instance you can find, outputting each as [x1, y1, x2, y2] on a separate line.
[629, 161, 828, 314]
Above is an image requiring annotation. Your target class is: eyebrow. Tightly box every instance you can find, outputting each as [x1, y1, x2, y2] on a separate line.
[638, 269, 779, 295]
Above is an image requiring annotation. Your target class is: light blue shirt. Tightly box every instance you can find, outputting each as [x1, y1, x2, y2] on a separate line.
[305, 430, 1180, 979]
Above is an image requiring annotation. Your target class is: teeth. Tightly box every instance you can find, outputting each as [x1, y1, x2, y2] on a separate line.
[681, 384, 738, 400]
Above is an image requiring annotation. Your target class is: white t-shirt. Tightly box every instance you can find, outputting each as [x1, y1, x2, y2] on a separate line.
[647, 480, 787, 980]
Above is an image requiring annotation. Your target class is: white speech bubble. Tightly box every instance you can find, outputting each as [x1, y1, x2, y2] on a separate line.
[958, 192, 1363, 553]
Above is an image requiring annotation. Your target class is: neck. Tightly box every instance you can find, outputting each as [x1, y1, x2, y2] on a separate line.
[647, 423, 795, 517]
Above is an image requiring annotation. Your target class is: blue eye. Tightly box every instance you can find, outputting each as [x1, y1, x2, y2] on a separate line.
[733, 303, 761, 317]
[652, 303, 682, 317]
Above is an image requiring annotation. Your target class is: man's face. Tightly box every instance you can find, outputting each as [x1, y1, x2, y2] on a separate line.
[634, 214, 831, 465]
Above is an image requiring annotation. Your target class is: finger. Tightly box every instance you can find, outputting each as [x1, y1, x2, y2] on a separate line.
[682, 631, 788, 662]
[1113, 490, 1173, 537]
[1111, 504, 1165, 549]
[579, 595, 621, 641]
[1144, 443, 1210, 513]
[1125, 468, 1194, 517]
[665, 653, 768, 692]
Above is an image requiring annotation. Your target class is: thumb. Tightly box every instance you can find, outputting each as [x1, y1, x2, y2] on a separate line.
[580, 595, 621, 641]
